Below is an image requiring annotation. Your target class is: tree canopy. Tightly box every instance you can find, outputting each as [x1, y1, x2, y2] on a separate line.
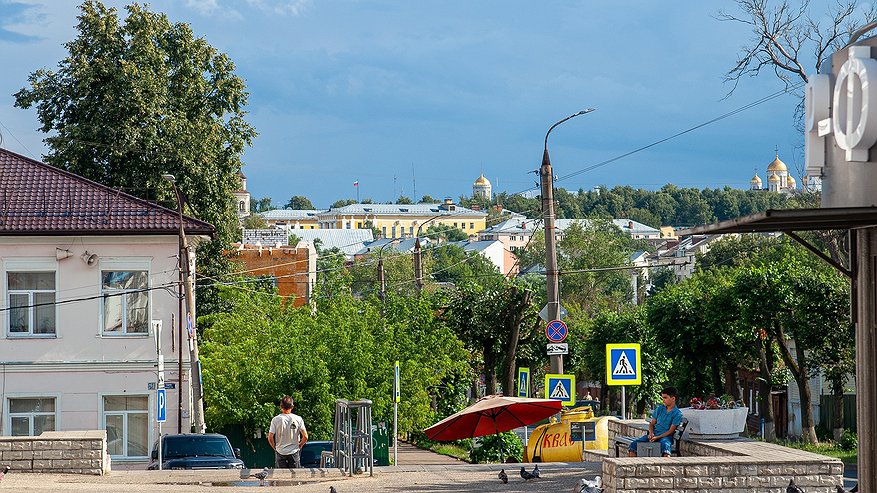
[286, 195, 315, 210]
[15, 1, 256, 246]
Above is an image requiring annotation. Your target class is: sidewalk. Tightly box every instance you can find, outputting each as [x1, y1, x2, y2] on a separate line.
[394, 440, 466, 465]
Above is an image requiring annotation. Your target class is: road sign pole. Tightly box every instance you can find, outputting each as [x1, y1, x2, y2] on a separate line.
[158, 420, 162, 471]
[394, 361, 400, 467]
[621, 386, 626, 420]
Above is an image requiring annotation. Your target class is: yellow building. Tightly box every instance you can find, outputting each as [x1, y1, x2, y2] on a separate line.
[317, 199, 487, 239]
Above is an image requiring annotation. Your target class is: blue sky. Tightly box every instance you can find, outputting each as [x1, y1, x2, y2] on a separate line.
[0, 1, 824, 208]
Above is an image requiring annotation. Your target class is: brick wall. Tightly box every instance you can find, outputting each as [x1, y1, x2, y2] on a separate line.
[0, 431, 109, 475]
[604, 419, 843, 492]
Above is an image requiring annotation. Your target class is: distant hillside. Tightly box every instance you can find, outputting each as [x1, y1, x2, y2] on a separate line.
[461, 184, 800, 227]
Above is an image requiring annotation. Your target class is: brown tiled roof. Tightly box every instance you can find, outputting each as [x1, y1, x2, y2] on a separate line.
[0, 147, 216, 237]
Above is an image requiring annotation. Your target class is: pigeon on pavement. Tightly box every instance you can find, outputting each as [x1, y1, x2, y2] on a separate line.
[520, 466, 535, 481]
[532, 464, 541, 479]
[787, 479, 805, 493]
[329, 486, 338, 493]
[0, 466, 9, 482]
[575, 476, 603, 493]
[498, 469, 508, 484]
[251, 467, 270, 480]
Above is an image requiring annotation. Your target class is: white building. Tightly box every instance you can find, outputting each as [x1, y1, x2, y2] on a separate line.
[0, 148, 213, 463]
[478, 217, 661, 254]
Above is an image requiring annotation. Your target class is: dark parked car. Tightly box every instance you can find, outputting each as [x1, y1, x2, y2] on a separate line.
[147, 433, 245, 470]
[300, 441, 333, 468]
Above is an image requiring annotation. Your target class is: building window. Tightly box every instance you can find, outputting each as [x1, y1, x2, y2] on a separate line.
[453, 223, 457, 228]
[101, 271, 149, 335]
[409, 226, 413, 236]
[8, 272, 56, 336]
[239, 201, 245, 212]
[8, 397, 56, 436]
[103, 395, 149, 459]
[382, 226, 387, 237]
[470, 223, 475, 229]
[391, 226, 397, 238]
[357, 222, 362, 229]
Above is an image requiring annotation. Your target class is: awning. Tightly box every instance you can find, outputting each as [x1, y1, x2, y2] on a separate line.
[678, 207, 877, 236]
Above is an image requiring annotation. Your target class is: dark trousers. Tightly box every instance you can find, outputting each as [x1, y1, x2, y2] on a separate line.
[275, 450, 301, 468]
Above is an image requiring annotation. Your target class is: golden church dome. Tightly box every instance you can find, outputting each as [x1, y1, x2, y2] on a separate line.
[768, 174, 780, 182]
[767, 153, 787, 172]
[750, 174, 762, 185]
[787, 175, 797, 188]
[474, 174, 491, 187]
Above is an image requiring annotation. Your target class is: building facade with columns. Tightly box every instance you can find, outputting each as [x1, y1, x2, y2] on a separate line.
[317, 199, 487, 239]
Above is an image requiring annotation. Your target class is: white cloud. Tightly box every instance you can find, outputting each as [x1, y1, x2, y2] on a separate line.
[244, 0, 311, 16]
[185, 0, 221, 15]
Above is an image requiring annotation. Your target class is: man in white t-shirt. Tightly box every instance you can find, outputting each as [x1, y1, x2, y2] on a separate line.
[267, 396, 308, 468]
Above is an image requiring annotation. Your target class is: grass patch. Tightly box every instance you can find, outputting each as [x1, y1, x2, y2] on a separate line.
[777, 439, 857, 464]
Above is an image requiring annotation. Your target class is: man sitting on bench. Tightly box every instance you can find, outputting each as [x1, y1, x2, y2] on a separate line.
[628, 386, 683, 457]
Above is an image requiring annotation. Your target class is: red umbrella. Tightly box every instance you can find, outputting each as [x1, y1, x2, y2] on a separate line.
[424, 395, 562, 441]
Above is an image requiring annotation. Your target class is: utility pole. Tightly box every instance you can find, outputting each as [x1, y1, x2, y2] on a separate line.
[162, 174, 206, 434]
[540, 109, 595, 374]
[413, 238, 423, 293]
[378, 254, 386, 300]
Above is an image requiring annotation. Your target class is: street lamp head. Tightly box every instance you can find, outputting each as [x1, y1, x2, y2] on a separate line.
[545, 108, 596, 151]
[161, 174, 176, 183]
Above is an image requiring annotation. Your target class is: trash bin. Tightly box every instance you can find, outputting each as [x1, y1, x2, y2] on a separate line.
[372, 423, 390, 466]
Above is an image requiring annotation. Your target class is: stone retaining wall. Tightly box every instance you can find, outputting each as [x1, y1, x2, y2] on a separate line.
[0, 430, 109, 475]
[604, 419, 843, 492]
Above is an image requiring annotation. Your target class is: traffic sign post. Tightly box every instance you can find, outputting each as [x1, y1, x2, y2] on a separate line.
[546, 343, 568, 355]
[606, 344, 642, 419]
[544, 373, 575, 407]
[393, 361, 400, 467]
[517, 367, 530, 398]
[157, 388, 166, 470]
[545, 320, 568, 343]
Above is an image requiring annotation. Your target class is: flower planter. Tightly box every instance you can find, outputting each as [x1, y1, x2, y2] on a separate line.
[680, 407, 749, 439]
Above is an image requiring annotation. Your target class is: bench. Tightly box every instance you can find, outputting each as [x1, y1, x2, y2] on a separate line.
[613, 418, 688, 457]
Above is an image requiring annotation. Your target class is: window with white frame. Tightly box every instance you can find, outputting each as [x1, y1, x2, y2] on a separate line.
[103, 395, 149, 459]
[101, 270, 149, 334]
[9, 397, 56, 436]
[7, 271, 56, 336]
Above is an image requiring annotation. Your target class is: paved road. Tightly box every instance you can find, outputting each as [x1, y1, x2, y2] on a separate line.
[0, 462, 603, 492]
[395, 441, 466, 465]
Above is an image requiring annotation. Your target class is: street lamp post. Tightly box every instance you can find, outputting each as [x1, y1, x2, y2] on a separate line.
[412, 213, 447, 293]
[162, 174, 206, 434]
[541, 109, 595, 374]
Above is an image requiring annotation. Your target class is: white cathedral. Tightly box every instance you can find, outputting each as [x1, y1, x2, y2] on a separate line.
[749, 152, 798, 193]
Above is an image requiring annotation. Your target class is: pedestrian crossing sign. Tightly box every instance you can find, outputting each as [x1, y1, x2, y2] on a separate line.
[606, 343, 642, 385]
[544, 373, 575, 406]
[517, 367, 530, 398]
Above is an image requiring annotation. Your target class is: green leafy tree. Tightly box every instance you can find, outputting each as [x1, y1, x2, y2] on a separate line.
[419, 195, 437, 204]
[331, 199, 356, 209]
[285, 195, 315, 210]
[424, 224, 468, 242]
[200, 286, 469, 439]
[521, 217, 642, 314]
[15, 1, 255, 245]
[242, 214, 267, 229]
[396, 196, 413, 205]
[577, 307, 670, 416]
[250, 197, 274, 213]
[442, 277, 537, 397]
[14, 1, 256, 315]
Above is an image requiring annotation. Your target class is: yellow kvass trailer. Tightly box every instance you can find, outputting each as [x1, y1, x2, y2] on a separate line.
[523, 406, 615, 462]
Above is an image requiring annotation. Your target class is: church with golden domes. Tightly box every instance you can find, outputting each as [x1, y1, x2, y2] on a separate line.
[750, 152, 797, 193]
[473, 174, 492, 199]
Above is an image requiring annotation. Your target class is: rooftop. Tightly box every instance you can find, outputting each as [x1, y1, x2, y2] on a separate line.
[0, 147, 215, 237]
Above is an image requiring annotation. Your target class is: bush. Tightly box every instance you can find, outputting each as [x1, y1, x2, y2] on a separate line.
[839, 429, 857, 451]
[469, 431, 523, 463]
